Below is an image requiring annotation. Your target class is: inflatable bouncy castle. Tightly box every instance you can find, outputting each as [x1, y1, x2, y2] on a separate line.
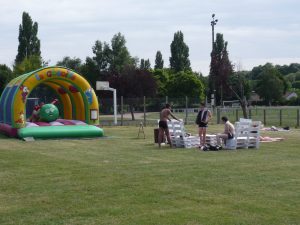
[0, 66, 104, 139]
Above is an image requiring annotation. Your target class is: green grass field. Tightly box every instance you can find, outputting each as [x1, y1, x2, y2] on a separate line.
[0, 125, 299, 225]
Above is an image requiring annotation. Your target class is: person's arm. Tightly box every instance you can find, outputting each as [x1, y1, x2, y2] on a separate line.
[206, 110, 212, 123]
[170, 112, 180, 121]
[228, 123, 235, 135]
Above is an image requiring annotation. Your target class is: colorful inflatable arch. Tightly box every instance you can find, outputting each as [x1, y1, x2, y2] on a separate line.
[0, 66, 104, 139]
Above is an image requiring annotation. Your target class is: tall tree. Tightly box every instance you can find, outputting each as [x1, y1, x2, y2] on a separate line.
[154, 51, 164, 69]
[15, 12, 41, 64]
[89, 33, 134, 75]
[153, 69, 170, 97]
[166, 71, 204, 99]
[110, 32, 134, 74]
[228, 71, 251, 118]
[92, 40, 111, 72]
[13, 55, 43, 76]
[56, 56, 82, 72]
[208, 33, 233, 105]
[169, 31, 191, 72]
[140, 58, 151, 70]
[108, 67, 157, 120]
[255, 64, 286, 105]
[81, 57, 102, 89]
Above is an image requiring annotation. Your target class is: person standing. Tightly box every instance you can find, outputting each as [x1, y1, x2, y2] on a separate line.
[216, 116, 235, 145]
[158, 103, 181, 148]
[196, 102, 212, 148]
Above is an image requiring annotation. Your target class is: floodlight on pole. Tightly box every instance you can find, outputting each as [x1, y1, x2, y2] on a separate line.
[211, 13, 218, 51]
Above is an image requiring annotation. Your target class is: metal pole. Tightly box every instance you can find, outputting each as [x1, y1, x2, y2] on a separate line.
[279, 109, 282, 126]
[113, 89, 117, 125]
[185, 96, 188, 125]
[143, 96, 146, 126]
[121, 96, 123, 126]
[212, 22, 214, 50]
[297, 109, 300, 127]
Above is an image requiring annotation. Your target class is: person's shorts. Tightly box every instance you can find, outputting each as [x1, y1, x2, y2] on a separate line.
[159, 120, 168, 129]
[198, 122, 208, 128]
[228, 133, 234, 139]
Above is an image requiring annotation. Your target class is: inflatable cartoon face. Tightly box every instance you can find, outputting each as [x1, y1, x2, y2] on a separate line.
[39, 104, 59, 122]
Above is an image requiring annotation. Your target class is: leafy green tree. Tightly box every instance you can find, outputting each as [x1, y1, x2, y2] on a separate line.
[169, 31, 191, 72]
[228, 71, 251, 117]
[140, 59, 151, 70]
[56, 56, 82, 72]
[15, 12, 41, 64]
[249, 63, 275, 81]
[275, 63, 300, 76]
[110, 32, 135, 74]
[88, 33, 135, 76]
[80, 57, 103, 89]
[166, 71, 204, 99]
[13, 55, 43, 76]
[196, 72, 209, 97]
[153, 68, 170, 97]
[108, 67, 157, 120]
[208, 33, 233, 105]
[0, 64, 13, 94]
[292, 81, 300, 89]
[92, 40, 111, 72]
[154, 51, 164, 69]
[255, 65, 287, 105]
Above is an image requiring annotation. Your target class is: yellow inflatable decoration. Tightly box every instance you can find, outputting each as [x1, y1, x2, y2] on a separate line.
[0, 66, 99, 129]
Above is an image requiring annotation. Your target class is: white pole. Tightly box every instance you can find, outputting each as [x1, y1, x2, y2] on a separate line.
[113, 89, 117, 125]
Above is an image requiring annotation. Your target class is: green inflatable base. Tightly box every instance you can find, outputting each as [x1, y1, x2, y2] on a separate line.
[18, 125, 104, 139]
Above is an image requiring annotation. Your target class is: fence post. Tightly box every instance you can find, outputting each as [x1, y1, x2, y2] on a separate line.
[236, 109, 239, 122]
[185, 96, 188, 125]
[297, 109, 300, 127]
[143, 96, 146, 126]
[121, 96, 123, 126]
[263, 109, 266, 125]
[279, 109, 282, 126]
[217, 108, 220, 124]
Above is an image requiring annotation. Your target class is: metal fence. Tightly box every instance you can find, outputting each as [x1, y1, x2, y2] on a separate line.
[98, 96, 300, 128]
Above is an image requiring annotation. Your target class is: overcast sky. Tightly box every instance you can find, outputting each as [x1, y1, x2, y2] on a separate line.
[0, 0, 299, 75]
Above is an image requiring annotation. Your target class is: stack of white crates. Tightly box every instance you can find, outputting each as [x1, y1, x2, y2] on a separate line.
[167, 120, 200, 148]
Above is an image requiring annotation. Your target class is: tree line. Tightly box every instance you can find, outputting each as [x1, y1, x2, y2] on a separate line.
[1, 12, 300, 110]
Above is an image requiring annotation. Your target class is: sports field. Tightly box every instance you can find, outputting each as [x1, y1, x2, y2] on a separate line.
[0, 125, 299, 225]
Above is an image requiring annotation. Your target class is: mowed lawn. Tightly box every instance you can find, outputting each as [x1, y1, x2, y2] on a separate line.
[0, 125, 299, 225]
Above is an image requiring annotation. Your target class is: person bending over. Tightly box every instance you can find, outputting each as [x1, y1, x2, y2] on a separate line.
[158, 103, 181, 148]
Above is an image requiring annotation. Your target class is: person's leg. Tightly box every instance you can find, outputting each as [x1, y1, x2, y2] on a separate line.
[158, 127, 164, 148]
[202, 127, 207, 146]
[198, 127, 204, 146]
[165, 129, 172, 148]
[216, 133, 227, 145]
